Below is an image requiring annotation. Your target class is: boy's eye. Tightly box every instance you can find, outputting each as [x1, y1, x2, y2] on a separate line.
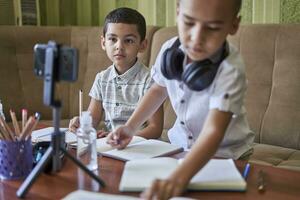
[108, 37, 117, 42]
[183, 20, 194, 27]
[124, 38, 135, 44]
[206, 26, 221, 31]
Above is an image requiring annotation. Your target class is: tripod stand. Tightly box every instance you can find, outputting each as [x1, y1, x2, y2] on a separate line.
[17, 41, 105, 198]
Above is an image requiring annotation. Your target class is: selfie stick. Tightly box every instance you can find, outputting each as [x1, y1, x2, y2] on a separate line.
[17, 41, 105, 198]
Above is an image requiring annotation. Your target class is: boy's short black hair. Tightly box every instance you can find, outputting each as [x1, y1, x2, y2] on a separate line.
[178, 0, 242, 16]
[235, 0, 242, 15]
[103, 7, 146, 41]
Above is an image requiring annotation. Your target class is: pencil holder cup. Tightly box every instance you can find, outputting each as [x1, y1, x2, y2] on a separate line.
[0, 139, 33, 180]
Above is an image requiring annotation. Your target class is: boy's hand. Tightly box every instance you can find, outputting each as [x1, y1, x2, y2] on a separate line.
[68, 116, 80, 133]
[141, 176, 187, 200]
[97, 130, 109, 138]
[106, 125, 134, 149]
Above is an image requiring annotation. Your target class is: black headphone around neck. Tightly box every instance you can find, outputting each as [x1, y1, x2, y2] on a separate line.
[161, 38, 229, 91]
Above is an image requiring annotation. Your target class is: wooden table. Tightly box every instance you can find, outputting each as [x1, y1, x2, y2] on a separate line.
[1, 151, 300, 200]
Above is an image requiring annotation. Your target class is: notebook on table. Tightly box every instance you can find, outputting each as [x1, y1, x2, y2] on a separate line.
[63, 190, 197, 200]
[31, 127, 77, 144]
[119, 157, 246, 192]
[97, 136, 184, 161]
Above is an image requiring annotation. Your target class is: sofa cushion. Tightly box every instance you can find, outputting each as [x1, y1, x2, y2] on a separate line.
[250, 143, 300, 171]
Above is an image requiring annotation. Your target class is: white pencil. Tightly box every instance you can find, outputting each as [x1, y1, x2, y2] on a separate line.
[79, 89, 83, 118]
[105, 111, 115, 131]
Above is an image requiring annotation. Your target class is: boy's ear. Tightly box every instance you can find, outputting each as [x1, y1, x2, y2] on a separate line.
[229, 16, 241, 35]
[101, 35, 106, 50]
[176, 0, 180, 16]
[138, 39, 148, 53]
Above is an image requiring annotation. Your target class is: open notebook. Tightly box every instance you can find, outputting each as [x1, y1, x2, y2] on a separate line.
[63, 190, 197, 200]
[31, 127, 77, 144]
[97, 136, 184, 161]
[119, 157, 246, 192]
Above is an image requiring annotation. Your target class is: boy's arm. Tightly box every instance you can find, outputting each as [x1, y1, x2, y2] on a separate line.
[107, 83, 167, 148]
[135, 104, 164, 139]
[126, 83, 167, 134]
[87, 98, 103, 129]
[142, 109, 232, 199]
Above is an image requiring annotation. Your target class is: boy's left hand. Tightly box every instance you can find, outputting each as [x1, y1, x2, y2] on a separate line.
[141, 176, 187, 200]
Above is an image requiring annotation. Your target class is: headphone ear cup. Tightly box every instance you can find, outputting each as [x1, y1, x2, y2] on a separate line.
[182, 60, 215, 91]
[161, 48, 184, 80]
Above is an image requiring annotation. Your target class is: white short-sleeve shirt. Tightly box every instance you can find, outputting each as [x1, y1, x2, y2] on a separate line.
[89, 60, 152, 131]
[151, 37, 254, 159]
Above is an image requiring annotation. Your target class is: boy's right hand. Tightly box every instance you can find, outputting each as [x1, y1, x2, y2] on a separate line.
[106, 125, 134, 149]
[97, 130, 109, 138]
[68, 116, 80, 133]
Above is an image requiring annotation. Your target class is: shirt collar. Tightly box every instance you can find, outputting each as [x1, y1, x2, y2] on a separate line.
[108, 59, 142, 82]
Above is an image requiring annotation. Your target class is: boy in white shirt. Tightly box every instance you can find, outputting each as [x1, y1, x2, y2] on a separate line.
[108, 0, 254, 199]
[69, 7, 163, 139]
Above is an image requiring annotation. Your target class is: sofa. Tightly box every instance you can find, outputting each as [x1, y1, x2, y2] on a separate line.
[0, 24, 300, 171]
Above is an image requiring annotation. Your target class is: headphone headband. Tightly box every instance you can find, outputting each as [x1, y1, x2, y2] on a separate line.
[161, 38, 229, 91]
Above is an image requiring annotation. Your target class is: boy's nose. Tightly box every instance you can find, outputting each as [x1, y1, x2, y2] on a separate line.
[115, 40, 124, 50]
[190, 25, 205, 44]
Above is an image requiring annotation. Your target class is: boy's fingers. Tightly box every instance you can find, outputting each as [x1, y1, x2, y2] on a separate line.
[142, 179, 160, 200]
[97, 131, 108, 138]
[106, 132, 120, 146]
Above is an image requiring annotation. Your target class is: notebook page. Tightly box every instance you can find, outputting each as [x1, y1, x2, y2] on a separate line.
[102, 139, 183, 161]
[188, 159, 246, 191]
[31, 127, 77, 144]
[96, 135, 146, 153]
[119, 157, 178, 191]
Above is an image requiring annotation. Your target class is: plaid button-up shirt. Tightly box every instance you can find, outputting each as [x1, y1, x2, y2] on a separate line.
[89, 60, 153, 131]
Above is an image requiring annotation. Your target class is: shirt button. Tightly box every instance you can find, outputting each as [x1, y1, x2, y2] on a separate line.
[118, 86, 122, 90]
[116, 103, 119, 106]
[117, 77, 121, 80]
[188, 135, 193, 140]
[180, 121, 185, 125]
[180, 99, 185, 104]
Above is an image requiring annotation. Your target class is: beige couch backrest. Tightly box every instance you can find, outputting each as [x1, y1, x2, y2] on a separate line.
[149, 25, 300, 149]
[1, 25, 299, 150]
[0, 26, 71, 119]
[0, 25, 159, 121]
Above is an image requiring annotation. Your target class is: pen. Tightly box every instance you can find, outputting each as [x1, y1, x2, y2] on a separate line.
[258, 170, 266, 192]
[35, 147, 43, 163]
[243, 163, 251, 179]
